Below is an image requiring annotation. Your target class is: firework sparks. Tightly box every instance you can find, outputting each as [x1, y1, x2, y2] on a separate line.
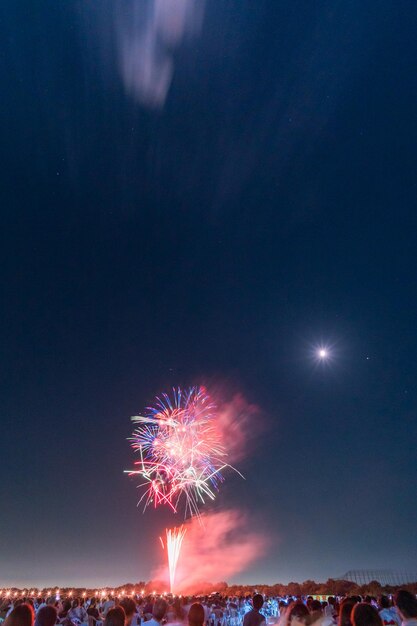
[126, 386, 245, 591]
[160, 526, 187, 593]
[126, 386, 242, 518]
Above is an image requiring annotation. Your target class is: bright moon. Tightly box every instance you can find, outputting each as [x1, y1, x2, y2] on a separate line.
[318, 349, 327, 358]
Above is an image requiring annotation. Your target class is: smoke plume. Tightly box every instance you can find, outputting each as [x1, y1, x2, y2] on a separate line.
[216, 393, 263, 463]
[116, 0, 205, 108]
[154, 509, 268, 593]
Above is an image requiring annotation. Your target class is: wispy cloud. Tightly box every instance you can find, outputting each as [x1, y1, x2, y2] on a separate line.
[116, 0, 205, 108]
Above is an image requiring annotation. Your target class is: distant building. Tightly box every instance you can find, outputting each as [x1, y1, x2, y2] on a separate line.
[340, 570, 417, 586]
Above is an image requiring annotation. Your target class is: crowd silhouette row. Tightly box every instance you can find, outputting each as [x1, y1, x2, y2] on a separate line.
[1, 589, 416, 626]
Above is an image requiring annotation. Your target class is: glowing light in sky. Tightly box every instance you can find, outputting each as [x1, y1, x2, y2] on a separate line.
[160, 526, 187, 593]
[126, 386, 245, 592]
[312, 343, 334, 363]
[126, 386, 242, 518]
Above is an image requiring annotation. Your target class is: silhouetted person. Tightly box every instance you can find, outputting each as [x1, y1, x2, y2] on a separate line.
[5, 604, 34, 626]
[352, 604, 383, 626]
[308, 600, 323, 625]
[395, 591, 417, 626]
[378, 596, 400, 626]
[36, 606, 57, 626]
[120, 599, 137, 626]
[105, 607, 126, 626]
[188, 603, 205, 626]
[87, 601, 100, 622]
[243, 595, 265, 626]
[339, 598, 358, 626]
[59, 601, 72, 620]
[68, 599, 87, 624]
[172, 598, 185, 623]
[103, 599, 116, 619]
[287, 601, 310, 625]
[145, 600, 167, 626]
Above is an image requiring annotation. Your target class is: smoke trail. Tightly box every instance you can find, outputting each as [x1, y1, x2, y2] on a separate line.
[216, 393, 263, 463]
[116, 0, 205, 108]
[154, 509, 268, 592]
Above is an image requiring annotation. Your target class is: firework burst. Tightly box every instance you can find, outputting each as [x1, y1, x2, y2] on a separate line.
[126, 386, 241, 518]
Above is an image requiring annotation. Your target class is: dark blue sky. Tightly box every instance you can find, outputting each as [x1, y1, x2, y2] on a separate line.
[1, 0, 417, 587]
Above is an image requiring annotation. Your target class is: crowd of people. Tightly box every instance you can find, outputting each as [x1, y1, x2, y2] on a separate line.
[0, 590, 416, 626]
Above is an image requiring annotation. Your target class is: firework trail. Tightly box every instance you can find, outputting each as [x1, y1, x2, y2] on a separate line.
[160, 526, 187, 593]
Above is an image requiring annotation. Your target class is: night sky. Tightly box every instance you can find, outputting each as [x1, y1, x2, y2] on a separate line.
[1, 1, 417, 588]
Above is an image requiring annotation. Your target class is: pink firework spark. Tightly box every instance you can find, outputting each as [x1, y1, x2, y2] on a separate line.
[126, 386, 242, 518]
